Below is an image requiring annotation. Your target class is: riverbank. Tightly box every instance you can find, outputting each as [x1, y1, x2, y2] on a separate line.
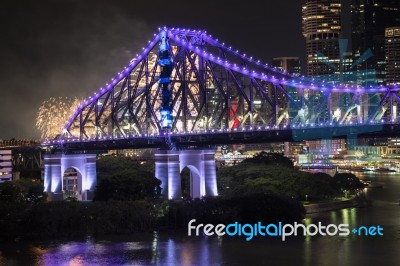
[0, 193, 305, 241]
[304, 197, 366, 214]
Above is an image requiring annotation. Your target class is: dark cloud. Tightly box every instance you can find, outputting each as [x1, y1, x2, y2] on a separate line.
[0, 0, 305, 139]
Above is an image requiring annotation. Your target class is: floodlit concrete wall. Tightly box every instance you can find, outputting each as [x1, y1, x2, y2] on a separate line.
[44, 154, 97, 201]
[155, 150, 218, 199]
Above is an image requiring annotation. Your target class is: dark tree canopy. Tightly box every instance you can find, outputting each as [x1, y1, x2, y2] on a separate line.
[218, 152, 363, 200]
[94, 156, 161, 201]
[0, 179, 47, 204]
[333, 173, 366, 192]
[242, 151, 294, 168]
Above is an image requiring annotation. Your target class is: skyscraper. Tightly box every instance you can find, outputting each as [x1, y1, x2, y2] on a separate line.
[272, 57, 302, 75]
[271, 57, 302, 155]
[385, 27, 400, 86]
[272, 57, 302, 121]
[351, 0, 400, 85]
[302, 0, 342, 77]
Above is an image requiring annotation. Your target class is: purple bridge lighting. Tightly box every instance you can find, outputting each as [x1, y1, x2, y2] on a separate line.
[43, 27, 400, 200]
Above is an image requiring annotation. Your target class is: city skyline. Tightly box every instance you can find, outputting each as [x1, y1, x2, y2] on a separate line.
[303, 0, 342, 77]
[351, 0, 400, 85]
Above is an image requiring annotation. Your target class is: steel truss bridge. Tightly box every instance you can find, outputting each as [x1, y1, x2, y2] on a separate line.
[0, 140, 43, 177]
[44, 27, 400, 151]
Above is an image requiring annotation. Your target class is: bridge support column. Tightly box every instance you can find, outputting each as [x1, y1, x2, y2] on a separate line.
[44, 154, 63, 200]
[154, 149, 218, 200]
[154, 152, 169, 197]
[44, 154, 97, 201]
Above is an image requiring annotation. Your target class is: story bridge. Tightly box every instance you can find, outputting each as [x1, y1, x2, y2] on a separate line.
[42, 27, 400, 200]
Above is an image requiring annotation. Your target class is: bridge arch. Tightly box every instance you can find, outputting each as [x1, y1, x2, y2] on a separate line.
[180, 165, 201, 199]
[62, 167, 81, 200]
[155, 150, 218, 200]
[44, 154, 97, 201]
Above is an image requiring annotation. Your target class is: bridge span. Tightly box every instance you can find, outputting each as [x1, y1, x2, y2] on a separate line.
[42, 27, 400, 200]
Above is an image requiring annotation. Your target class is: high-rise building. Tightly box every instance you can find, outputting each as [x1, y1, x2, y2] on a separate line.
[302, 0, 342, 77]
[271, 57, 303, 155]
[351, 0, 400, 85]
[272, 57, 302, 75]
[272, 57, 302, 119]
[385, 27, 400, 86]
[0, 150, 12, 182]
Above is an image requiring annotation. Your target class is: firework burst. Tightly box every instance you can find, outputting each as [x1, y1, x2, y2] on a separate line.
[36, 97, 82, 139]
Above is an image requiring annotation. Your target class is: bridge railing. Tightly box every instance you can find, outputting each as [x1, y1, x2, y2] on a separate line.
[0, 139, 41, 148]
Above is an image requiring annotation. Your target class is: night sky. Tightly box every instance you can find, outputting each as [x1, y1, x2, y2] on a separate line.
[0, 0, 329, 139]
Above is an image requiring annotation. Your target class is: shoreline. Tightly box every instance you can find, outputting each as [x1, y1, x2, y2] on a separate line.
[304, 198, 363, 214]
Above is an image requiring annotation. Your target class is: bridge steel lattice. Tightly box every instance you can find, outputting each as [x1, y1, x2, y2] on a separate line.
[43, 27, 400, 200]
[43, 27, 400, 151]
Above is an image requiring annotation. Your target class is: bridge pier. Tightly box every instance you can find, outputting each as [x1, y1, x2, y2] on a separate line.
[44, 154, 97, 201]
[154, 149, 218, 200]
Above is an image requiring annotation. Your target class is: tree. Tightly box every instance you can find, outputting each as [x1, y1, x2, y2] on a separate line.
[333, 173, 366, 192]
[217, 156, 346, 200]
[242, 151, 294, 168]
[0, 179, 47, 203]
[97, 156, 148, 180]
[0, 182, 22, 203]
[94, 156, 161, 201]
[94, 170, 161, 201]
[14, 179, 47, 203]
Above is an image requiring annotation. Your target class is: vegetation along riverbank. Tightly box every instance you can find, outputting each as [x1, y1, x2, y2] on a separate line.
[0, 153, 365, 241]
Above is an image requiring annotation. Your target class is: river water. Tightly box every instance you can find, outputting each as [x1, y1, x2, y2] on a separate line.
[1, 171, 399, 266]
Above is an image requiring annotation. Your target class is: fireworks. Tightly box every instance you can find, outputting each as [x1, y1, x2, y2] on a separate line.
[36, 97, 82, 139]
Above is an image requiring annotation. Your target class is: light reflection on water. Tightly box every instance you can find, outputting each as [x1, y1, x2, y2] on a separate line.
[24, 234, 222, 266]
[1, 171, 400, 265]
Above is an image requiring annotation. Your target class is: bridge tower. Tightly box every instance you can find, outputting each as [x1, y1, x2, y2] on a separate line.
[155, 150, 218, 199]
[44, 154, 97, 201]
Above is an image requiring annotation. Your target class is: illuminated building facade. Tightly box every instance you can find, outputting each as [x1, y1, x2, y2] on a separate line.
[302, 0, 341, 77]
[385, 137, 400, 158]
[385, 27, 400, 85]
[305, 139, 346, 155]
[351, 0, 400, 85]
[0, 150, 12, 182]
[272, 56, 302, 110]
[272, 57, 302, 153]
[272, 57, 302, 75]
